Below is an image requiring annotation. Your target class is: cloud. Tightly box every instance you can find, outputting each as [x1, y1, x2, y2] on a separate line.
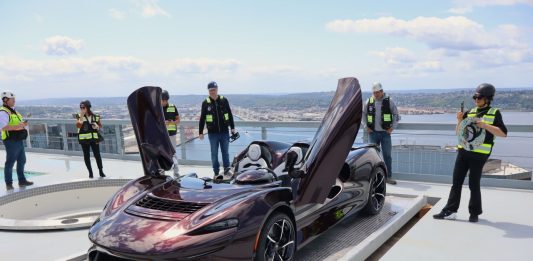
[0, 56, 247, 84]
[326, 16, 501, 51]
[43, 36, 84, 56]
[449, 0, 533, 13]
[135, 0, 170, 18]
[165, 58, 242, 74]
[370, 47, 443, 77]
[108, 9, 126, 20]
[0, 55, 325, 98]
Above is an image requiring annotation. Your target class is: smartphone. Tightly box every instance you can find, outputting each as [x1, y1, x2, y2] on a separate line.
[460, 101, 464, 113]
[72, 113, 79, 119]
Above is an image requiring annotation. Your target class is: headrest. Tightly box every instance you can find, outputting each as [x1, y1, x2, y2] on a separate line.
[247, 144, 262, 161]
[288, 147, 303, 164]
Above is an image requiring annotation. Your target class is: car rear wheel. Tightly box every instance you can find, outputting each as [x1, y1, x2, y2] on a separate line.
[255, 212, 296, 261]
[363, 167, 386, 215]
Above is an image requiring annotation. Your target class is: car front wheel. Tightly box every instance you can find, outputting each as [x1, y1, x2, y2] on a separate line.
[363, 167, 386, 215]
[255, 212, 296, 261]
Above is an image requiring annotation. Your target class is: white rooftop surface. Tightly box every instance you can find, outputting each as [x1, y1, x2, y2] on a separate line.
[0, 151, 532, 260]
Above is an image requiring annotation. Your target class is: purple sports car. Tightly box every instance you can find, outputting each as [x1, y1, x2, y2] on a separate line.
[88, 77, 387, 260]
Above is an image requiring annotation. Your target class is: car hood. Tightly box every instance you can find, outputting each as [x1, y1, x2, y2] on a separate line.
[90, 178, 261, 255]
[127, 86, 175, 177]
[295, 77, 362, 206]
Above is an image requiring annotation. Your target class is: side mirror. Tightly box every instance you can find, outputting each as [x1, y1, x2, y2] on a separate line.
[286, 150, 305, 178]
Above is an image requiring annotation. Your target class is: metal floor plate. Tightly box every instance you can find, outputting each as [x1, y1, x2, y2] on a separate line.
[296, 198, 398, 261]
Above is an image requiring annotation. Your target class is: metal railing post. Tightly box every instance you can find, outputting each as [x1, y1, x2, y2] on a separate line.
[115, 124, 123, 156]
[61, 123, 68, 152]
[261, 126, 267, 140]
[179, 124, 187, 160]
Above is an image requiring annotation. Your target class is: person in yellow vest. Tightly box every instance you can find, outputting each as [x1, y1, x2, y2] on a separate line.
[362, 82, 400, 185]
[199, 81, 236, 177]
[161, 90, 180, 177]
[434, 83, 507, 223]
[76, 100, 105, 178]
[0, 91, 33, 190]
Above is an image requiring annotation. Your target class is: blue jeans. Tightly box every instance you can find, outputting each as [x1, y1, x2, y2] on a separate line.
[3, 139, 28, 184]
[369, 131, 393, 178]
[208, 131, 230, 175]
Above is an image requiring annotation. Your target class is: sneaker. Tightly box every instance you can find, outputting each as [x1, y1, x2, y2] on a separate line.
[433, 210, 457, 220]
[18, 180, 34, 187]
[6, 183, 14, 190]
[469, 215, 479, 223]
[385, 178, 397, 185]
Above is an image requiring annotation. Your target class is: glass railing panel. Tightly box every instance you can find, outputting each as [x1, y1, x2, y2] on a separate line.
[1, 118, 530, 187]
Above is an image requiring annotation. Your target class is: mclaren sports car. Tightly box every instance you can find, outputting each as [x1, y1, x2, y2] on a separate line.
[88, 77, 387, 260]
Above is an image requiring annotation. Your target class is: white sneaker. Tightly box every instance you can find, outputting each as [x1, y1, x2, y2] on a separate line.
[433, 210, 457, 220]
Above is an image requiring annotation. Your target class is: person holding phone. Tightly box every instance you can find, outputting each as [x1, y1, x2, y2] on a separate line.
[76, 100, 105, 178]
[434, 83, 507, 222]
[0, 90, 33, 190]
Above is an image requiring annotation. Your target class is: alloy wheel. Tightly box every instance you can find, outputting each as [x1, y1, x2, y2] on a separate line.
[264, 217, 295, 261]
[370, 170, 386, 211]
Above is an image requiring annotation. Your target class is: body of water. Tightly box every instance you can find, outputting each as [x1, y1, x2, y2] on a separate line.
[178, 112, 533, 171]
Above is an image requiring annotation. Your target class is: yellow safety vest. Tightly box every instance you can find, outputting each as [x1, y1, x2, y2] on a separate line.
[165, 104, 178, 132]
[205, 96, 229, 123]
[0, 106, 25, 140]
[458, 107, 499, 154]
[77, 114, 100, 142]
[366, 96, 392, 130]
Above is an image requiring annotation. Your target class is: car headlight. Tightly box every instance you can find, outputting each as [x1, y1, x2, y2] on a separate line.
[188, 218, 239, 235]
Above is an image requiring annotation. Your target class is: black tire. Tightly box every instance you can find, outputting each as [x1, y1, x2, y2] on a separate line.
[362, 167, 386, 215]
[254, 212, 296, 261]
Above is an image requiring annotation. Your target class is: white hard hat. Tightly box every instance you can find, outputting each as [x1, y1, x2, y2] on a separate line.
[1, 91, 15, 100]
[372, 82, 383, 92]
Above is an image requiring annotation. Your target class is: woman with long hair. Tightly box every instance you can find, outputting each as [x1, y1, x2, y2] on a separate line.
[76, 100, 105, 178]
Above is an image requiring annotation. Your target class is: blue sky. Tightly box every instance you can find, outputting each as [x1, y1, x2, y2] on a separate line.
[1, 0, 532, 99]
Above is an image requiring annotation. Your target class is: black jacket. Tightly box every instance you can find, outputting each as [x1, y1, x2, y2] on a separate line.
[199, 95, 235, 134]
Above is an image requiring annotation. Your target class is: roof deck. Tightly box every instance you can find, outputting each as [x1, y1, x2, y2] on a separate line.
[1, 119, 532, 260]
[1, 150, 532, 260]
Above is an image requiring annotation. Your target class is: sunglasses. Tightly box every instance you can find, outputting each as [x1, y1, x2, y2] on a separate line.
[472, 95, 485, 100]
[80, 106, 86, 109]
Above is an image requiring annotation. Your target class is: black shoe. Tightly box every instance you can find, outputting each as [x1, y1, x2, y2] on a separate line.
[469, 215, 479, 223]
[6, 183, 14, 190]
[385, 178, 397, 185]
[18, 180, 34, 187]
[433, 210, 457, 220]
[89, 173, 94, 179]
[99, 172, 106, 178]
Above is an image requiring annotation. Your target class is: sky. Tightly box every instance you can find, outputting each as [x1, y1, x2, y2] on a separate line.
[1, 0, 532, 100]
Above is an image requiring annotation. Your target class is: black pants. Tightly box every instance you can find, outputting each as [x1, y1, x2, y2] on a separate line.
[81, 142, 103, 174]
[443, 149, 489, 216]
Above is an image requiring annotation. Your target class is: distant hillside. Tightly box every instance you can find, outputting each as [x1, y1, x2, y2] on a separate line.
[17, 89, 533, 111]
[389, 89, 533, 111]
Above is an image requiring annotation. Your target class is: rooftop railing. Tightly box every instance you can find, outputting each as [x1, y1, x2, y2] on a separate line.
[2, 119, 532, 189]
